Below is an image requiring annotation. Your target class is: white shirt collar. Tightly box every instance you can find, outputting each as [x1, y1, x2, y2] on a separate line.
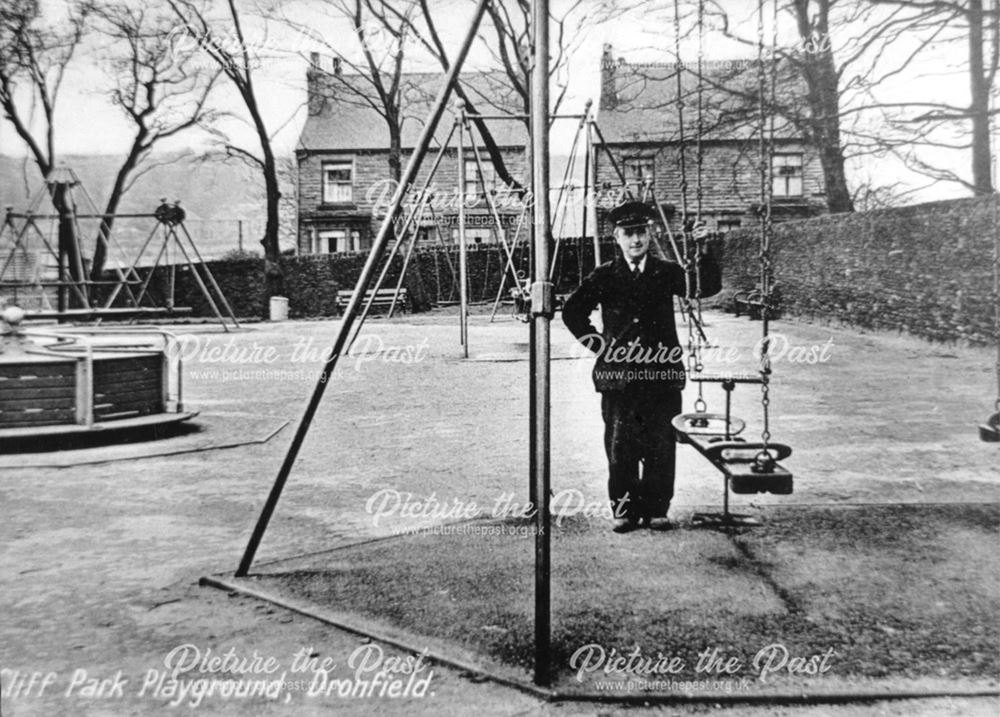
[629, 255, 648, 274]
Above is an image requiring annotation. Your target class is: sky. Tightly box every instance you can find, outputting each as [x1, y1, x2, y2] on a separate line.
[0, 0, 992, 204]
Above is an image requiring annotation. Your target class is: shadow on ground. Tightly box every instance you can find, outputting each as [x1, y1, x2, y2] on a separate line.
[231, 504, 1000, 698]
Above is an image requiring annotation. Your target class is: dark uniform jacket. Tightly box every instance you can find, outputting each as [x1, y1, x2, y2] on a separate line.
[562, 250, 722, 393]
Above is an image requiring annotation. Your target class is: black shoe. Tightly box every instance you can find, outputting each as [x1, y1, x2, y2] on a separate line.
[645, 517, 673, 531]
[612, 517, 641, 533]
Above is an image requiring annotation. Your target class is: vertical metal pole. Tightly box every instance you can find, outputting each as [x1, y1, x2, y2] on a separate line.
[580, 102, 591, 277]
[161, 349, 171, 412]
[75, 347, 94, 427]
[586, 116, 601, 268]
[457, 103, 470, 358]
[234, 0, 490, 578]
[176, 356, 184, 413]
[531, 0, 553, 688]
[528, 136, 538, 510]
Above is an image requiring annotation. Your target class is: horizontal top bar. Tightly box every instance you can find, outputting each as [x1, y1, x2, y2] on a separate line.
[688, 372, 766, 384]
[5, 213, 159, 220]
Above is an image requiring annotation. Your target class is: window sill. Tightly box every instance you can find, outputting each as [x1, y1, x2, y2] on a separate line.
[319, 203, 359, 210]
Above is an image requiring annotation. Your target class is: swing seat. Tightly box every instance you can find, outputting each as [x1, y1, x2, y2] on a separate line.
[980, 412, 1000, 442]
[703, 440, 794, 494]
[703, 440, 792, 463]
[672, 412, 746, 439]
[678, 428, 794, 495]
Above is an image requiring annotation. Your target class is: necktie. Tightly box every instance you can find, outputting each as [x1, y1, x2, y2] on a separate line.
[631, 261, 641, 280]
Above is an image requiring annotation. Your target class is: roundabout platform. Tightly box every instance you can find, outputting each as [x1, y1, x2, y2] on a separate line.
[0, 305, 199, 452]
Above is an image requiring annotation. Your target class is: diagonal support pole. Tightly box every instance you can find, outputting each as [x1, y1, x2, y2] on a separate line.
[235, 0, 491, 578]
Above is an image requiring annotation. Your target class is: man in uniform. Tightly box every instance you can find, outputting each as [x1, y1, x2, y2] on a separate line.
[562, 201, 721, 532]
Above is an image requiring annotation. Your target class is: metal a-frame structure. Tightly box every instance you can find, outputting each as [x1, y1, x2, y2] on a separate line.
[233, 0, 558, 686]
[0, 169, 238, 329]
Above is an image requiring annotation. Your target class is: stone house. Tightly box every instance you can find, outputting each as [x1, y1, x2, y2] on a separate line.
[596, 46, 827, 237]
[296, 56, 529, 256]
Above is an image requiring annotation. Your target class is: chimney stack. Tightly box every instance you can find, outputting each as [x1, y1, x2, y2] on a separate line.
[600, 44, 618, 111]
[306, 52, 325, 116]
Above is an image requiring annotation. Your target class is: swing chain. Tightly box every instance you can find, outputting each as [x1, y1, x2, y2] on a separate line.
[994, 192, 999, 412]
[755, 0, 777, 456]
[692, 0, 706, 380]
[674, 0, 707, 401]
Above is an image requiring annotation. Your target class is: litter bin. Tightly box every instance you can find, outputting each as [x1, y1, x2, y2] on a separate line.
[269, 296, 289, 321]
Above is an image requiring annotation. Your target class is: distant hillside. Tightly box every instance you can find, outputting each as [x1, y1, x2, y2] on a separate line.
[0, 150, 582, 266]
[0, 153, 282, 260]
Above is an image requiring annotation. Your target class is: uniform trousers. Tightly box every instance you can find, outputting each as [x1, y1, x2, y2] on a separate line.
[600, 385, 682, 520]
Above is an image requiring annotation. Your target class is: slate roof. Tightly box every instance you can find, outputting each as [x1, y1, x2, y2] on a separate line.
[598, 59, 804, 145]
[298, 70, 529, 152]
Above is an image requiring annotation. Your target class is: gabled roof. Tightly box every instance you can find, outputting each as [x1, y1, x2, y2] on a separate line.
[298, 69, 529, 152]
[598, 58, 804, 145]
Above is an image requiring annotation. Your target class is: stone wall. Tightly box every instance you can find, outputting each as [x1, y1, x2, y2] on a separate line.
[721, 195, 999, 344]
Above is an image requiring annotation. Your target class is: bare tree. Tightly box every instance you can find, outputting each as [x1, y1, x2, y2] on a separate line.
[478, 0, 585, 122]
[704, 0, 914, 213]
[284, 0, 422, 186]
[869, 0, 998, 195]
[407, 0, 590, 191]
[86, 1, 223, 280]
[167, 0, 286, 304]
[0, 0, 89, 306]
[620, 0, 993, 210]
[0, 0, 86, 177]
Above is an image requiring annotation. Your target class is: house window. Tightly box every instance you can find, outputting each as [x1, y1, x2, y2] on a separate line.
[464, 157, 497, 201]
[772, 154, 803, 197]
[322, 160, 353, 203]
[314, 229, 344, 253]
[451, 227, 496, 245]
[716, 218, 743, 235]
[314, 229, 362, 253]
[624, 157, 655, 189]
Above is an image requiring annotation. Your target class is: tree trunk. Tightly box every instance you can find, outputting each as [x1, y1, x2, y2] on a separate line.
[243, 86, 284, 315]
[91, 139, 146, 286]
[50, 183, 86, 311]
[801, 49, 854, 212]
[261, 145, 285, 305]
[968, 0, 994, 195]
[788, 1, 854, 213]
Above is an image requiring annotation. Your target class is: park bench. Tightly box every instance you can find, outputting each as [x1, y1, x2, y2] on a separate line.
[335, 288, 409, 315]
[733, 282, 782, 320]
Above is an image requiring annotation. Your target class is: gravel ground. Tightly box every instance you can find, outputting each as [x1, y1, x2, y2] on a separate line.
[0, 309, 997, 716]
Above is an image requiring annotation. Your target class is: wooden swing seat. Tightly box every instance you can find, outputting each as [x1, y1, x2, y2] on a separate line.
[673, 414, 794, 494]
